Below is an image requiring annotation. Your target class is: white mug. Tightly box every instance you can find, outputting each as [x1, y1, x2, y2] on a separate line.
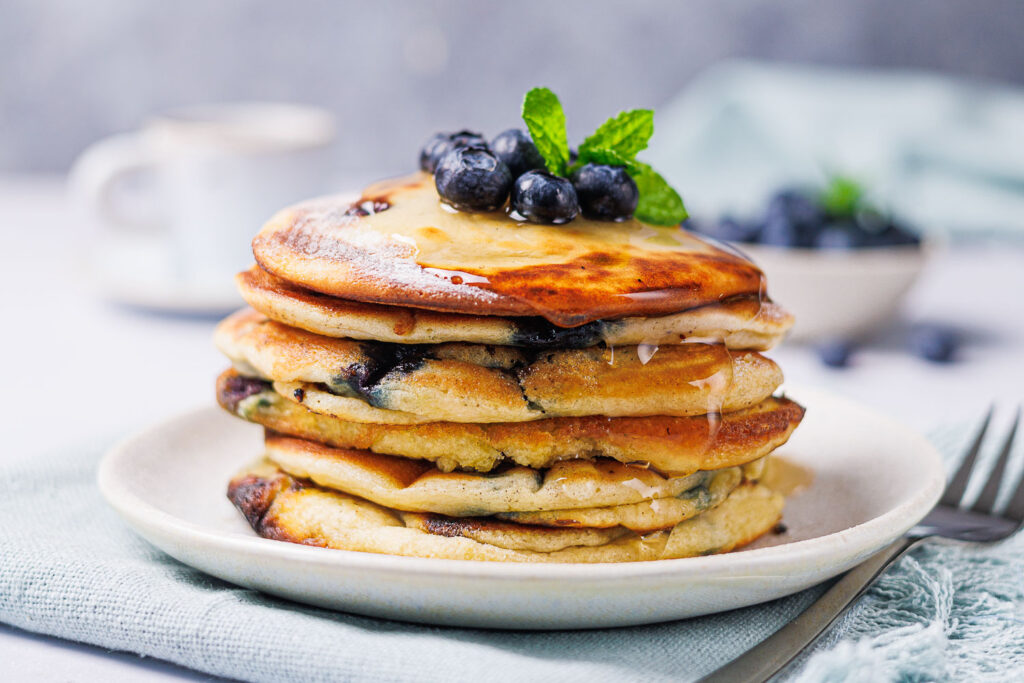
[70, 102, 336, 311]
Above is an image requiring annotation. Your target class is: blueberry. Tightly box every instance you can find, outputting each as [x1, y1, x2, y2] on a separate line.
[419, 133, 450, 173]
[763, 189, 824, 246]
[766, 189, 824, 227]
[570, 163, 639, 221]
[758, 214, 802, 247]
[510, 170, 579, 224]
[689, 216, 758, 243]
[419, 130, 487, 173]
[815, 222, 867, 249]
[854, 207, 888, 234]
[869, 221, 921, 247]
[434, 146, 512, 212]
[490, 129, 545, 178]
[908, 324, 958, 363]
[815, 338, 855, 368]
[713, 216, 761, 243]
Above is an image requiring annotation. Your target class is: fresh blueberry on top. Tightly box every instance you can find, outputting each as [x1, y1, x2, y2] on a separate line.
[419, 133, 450, 173]
[434, 146, 513, 212]
[490, 129, 545, 178]
[510, 170, 579, 224]
[570, 163, 639, 221]
[908, 324, 958, 363]
[419, 130, 488, 173]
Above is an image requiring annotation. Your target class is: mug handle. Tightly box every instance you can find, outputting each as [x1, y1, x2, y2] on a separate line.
[68, 132, 162, 231]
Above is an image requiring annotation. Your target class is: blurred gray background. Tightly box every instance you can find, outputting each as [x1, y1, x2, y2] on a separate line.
[3, 0, 1024, 175]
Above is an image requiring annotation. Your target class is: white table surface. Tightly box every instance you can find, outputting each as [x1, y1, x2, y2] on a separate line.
[1, 175, 1022, 682]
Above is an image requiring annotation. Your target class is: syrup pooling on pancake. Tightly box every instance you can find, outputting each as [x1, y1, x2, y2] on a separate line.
[252, 173, 768, 326]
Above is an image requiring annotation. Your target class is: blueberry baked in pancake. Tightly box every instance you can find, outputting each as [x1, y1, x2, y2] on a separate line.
[216, 88, 804, 562]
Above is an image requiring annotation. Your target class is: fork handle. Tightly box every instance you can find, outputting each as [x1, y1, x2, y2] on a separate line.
[699, 537, 923, 683]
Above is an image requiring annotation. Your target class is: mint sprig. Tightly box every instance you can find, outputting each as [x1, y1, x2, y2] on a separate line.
[820, 175, 864, 219]
[630, 162, 686, 227]
[578, 109, 654, 162]
[521, 87, 570, 176]
[520, 88, 686, 226]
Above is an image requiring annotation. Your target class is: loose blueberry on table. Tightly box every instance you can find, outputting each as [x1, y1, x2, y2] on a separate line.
[815, 338, 855, 368]
[907, 324, 959, 363]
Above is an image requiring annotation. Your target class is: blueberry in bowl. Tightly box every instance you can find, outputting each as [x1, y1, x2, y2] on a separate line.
[689, 177, 930, 342]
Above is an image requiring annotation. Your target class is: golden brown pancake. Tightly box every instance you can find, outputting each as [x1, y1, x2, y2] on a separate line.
[217, 368, 805, 474]
[215, 309, 784, 423]
[264, 432, 728, 515]
[228, 461, 784, 562]
[251, 173, 768, 327]
[236, 265, 793, 350]
[497, 458, 766, 531]
[262, 430, 767, 533]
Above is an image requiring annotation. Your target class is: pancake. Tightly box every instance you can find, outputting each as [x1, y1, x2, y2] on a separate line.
[494, 462, 756, 532]
[266, 435, 763, 533]
[251, 173, 768, 327]
[236, 265, 793, 350]
[263, 433, 733, 515]
[217, 368, 805, 474]
[228, 461, 785, 562]
[215, 309, 783, 424]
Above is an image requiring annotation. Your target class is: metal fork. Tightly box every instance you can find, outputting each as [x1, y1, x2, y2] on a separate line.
[702, 406, 1022, 683]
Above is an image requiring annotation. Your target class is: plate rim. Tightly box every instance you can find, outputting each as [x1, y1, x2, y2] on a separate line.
[97, 384, 946, 582]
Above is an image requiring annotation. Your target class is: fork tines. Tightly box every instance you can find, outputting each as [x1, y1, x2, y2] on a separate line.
[942, 406, 1022, 524]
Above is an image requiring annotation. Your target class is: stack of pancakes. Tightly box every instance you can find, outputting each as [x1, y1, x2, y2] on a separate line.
[215, 173, 804, 563]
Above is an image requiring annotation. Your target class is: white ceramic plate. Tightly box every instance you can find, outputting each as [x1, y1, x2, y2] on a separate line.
[98, 386, 944, 630]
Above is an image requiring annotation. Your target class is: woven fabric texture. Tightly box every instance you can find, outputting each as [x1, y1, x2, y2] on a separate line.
[1, 423, 1021, 682]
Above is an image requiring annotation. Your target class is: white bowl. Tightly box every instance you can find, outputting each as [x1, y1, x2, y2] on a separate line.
[741, 243, 932, 342]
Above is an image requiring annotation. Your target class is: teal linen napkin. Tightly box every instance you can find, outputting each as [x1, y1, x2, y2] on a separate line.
[646, 60, 1024, 240]
[1, 424, 1021, 682]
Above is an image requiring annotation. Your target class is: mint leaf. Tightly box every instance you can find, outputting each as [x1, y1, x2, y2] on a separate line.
[521, 87, 570, 176]
[570, 146, 632, 174]
[579, 109, 653, 161]
[630, 162, 687, 226]
[820, 175, 863, 218]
